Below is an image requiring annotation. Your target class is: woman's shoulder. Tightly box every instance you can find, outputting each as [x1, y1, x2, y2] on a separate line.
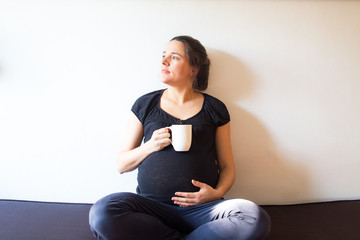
[135, 89, 164, 102]
[131, 89, 164, 123]
[202, 92, 230, 126]
[202, 92, 227, 109]
[132, 89, 164, 108]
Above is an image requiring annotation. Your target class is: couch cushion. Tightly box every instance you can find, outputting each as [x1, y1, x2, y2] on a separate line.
[262, 200, 360, 240]
[0, 200, 94, 240]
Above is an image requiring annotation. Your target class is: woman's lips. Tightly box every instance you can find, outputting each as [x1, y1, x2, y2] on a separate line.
[161, 69, 170, 74]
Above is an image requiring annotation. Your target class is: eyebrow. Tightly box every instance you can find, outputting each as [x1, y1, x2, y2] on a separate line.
[163, 51, 183, 57]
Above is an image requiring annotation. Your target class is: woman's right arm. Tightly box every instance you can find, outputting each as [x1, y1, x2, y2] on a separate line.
[116, 111, 171, 174]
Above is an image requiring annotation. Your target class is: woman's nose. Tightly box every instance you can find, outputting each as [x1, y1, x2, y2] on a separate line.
[162, 56, 170, 66]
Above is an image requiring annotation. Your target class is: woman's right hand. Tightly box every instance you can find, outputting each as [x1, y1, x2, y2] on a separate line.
[147, 127, 172, 152]
[117, 113, 172, 174]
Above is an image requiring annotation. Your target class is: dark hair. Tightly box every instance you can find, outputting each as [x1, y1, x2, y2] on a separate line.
[171, 36, 210, 91]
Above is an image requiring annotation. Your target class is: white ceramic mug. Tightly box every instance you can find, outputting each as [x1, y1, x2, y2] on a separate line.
[168, 124, 192, 152]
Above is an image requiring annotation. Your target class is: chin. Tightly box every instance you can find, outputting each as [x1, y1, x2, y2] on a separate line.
[160, 77, 171, 85]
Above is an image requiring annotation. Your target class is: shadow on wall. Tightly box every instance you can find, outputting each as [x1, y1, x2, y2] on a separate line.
[206, 49, 311, 205]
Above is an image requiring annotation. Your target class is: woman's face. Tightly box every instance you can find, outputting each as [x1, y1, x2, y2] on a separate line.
[160, 40, 195, 87]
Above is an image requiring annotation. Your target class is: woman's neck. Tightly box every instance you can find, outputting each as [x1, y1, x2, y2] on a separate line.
[165, 87, 196, 105]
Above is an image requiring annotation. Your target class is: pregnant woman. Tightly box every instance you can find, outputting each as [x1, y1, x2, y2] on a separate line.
[89, 35, 271, 240]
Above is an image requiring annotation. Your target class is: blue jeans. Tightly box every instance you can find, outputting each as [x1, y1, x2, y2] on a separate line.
[89, 192, 271, 240]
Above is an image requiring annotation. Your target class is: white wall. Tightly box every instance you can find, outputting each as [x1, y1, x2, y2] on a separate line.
[1, 0, 359, 205]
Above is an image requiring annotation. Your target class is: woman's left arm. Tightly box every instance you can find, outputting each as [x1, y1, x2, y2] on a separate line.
[213, 122, 236, 197]
[172, 122, 235, 206]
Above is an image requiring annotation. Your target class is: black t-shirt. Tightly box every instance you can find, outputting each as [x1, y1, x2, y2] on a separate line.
[131, 89, 230, 205]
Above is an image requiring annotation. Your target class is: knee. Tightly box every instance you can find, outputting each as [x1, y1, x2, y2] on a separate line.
[254, 205, 271, 239]
[89, 192, 137, 234]
[223, 199, 271, 239]
[241, 200, 271, 240]
[89, 194, 112, 233]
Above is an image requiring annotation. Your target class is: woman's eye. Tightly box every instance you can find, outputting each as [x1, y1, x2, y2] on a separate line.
[172, 56, 179, 60]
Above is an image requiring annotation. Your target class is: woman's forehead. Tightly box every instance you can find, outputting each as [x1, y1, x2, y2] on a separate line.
[164, 40, 185, 55]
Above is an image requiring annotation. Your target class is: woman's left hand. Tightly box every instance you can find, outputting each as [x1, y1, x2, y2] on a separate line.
[171, 180, 222, 207]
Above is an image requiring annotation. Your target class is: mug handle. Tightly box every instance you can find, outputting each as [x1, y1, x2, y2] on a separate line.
[167, 126, 172, 144]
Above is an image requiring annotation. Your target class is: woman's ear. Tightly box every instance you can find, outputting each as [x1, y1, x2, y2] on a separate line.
[191, 67, 199, 78]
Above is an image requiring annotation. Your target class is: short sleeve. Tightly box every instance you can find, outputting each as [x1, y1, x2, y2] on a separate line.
[131, 90, 162, 125]
[204, 94, 230, 127]
[131, 97, 145, 124]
